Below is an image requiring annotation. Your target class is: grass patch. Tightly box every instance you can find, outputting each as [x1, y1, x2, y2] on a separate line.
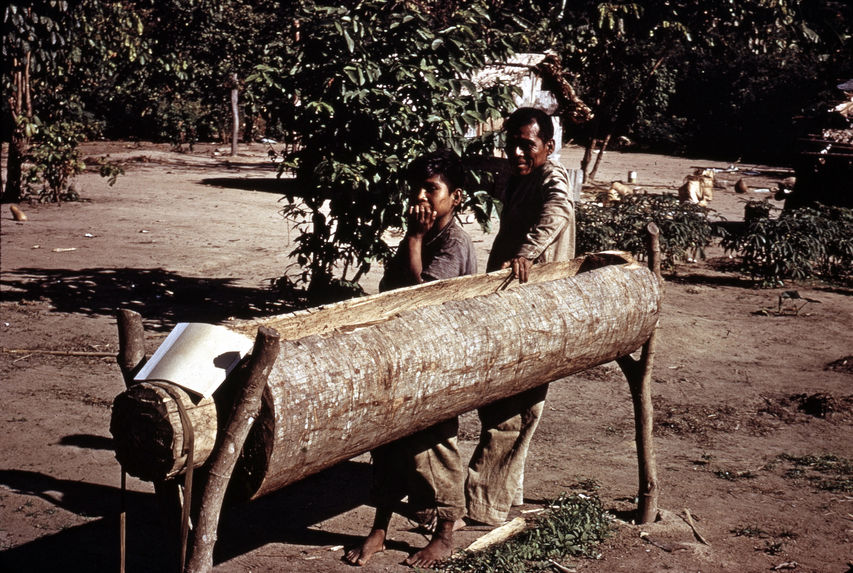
[778, 453, 853, 492]
[436, 494, 612, 573]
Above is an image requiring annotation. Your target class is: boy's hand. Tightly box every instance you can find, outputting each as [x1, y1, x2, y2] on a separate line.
[502, 256, 533, 283]
[407, 204, 436, 238]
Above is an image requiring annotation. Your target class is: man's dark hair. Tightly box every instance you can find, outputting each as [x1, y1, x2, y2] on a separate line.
[407, 149, 465, 191]
[504, 107, 554, 142]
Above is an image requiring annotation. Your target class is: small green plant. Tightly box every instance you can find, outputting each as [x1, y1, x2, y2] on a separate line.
[437, 493, 612, 572]
[722, 202, 853, 286]
[21, 117, 125, 202]
[777, 453, 853, 492]
[576, 193, 717, 269]
[23, 119, 87, 202]
[156, 96, 214, 151]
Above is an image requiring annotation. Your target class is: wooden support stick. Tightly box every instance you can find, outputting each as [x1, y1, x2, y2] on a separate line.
[116, 309, 147, 385]
[115, 309, 182, 571]
[185, 326, 280, 573]
[616, 222, 661, 524]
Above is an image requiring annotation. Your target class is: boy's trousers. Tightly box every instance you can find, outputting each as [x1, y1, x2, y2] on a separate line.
[466, 383, 549, 525]
[371, 416, 466, 523]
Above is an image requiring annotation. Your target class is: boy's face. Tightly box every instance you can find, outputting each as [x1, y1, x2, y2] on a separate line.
[411, 174, 462, 226]
[505, 120, 555, 176]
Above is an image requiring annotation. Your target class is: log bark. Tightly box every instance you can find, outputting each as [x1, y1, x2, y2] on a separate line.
[185, 326, 280, 573]
[110, 253, 661, 502]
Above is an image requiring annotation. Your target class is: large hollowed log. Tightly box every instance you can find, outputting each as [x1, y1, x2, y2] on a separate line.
[110, 253, 661, 499]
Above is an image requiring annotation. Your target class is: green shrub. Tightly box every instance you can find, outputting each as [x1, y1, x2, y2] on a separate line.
[437, 493, 612, 573]
[721, 201, 853, 286]
[23, 119, 87, 202]
[576, 193, 717, 268]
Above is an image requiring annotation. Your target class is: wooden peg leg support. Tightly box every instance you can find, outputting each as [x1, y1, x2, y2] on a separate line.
[185, 326, 281, 573]
[115, 309, 182, 570]
[616, 223, 661, 524]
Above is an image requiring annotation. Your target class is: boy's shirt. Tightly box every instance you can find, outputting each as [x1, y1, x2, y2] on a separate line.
[487, 159, 575, 272]
[381, 218, 477, 292]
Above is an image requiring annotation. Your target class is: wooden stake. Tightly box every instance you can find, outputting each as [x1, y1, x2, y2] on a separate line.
[116, 309, 147, 385]
[616, 223, 661, 524]
[185, 326, 280, 573]
[115, 309, 183, 571]
[115, 309, 146, 573]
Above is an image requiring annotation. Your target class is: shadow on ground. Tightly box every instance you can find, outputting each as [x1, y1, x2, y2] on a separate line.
[201, 177, 301, 195]
[1, 267, 298, 331]
[0, 460, 373, 572]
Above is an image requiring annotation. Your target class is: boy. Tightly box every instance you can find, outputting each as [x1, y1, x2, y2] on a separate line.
[466, 107, 575, 526]
[345, 149, 475, 567]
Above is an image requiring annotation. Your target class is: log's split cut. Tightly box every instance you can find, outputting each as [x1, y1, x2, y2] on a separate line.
[110, 252, 661, 500]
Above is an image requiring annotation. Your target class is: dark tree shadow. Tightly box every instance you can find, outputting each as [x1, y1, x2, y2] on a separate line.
[201, 177, 303, 195]
[1, 267, 299, 332]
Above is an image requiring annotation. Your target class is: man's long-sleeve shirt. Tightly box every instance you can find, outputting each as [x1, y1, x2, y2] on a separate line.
[486, 159, 576, 271]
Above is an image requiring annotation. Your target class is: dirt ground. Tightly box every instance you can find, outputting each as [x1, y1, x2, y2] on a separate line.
[1, 141, 851, 573]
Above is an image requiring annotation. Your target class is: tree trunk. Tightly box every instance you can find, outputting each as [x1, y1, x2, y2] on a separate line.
[2, 134, 26, 203]
[110, 253, 661, 501]
[230, 73, 239, 157]
[589, 133, 612, 182]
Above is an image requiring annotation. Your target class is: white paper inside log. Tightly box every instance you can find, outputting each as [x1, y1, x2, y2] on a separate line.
[134, 322, 253, 398]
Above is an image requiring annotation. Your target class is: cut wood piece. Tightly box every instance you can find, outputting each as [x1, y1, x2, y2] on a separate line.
[110, 382, 217, 481]
[465, 517, 527, 552]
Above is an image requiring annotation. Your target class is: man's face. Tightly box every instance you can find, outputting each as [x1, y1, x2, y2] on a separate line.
[505, 120, 554, 176]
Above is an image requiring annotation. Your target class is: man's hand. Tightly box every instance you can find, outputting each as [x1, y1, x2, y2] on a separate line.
[501, 256, 533, 283]
[408, 204, 436, 238]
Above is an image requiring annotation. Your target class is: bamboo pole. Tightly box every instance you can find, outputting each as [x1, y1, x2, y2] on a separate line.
[185, 326, 280, 573]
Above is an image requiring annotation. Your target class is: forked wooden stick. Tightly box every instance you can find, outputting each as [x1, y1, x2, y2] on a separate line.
[185, 326, 280, 573]
[616, 222, 661, 524]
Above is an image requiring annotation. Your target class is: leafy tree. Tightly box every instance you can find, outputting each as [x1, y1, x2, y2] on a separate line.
[251, 0, 519, 300]
[92, 0, 287, 149]
[2, 1, 145, 201]
[491, 1, 849, 172]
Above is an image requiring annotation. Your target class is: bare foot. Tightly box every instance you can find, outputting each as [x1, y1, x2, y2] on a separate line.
[403, 519, 455, 568]
[403, 536, 453, 568]
[344, 528, 386, 566]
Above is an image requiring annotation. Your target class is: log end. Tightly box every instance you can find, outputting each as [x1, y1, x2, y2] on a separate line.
[110, 382, 217, 481]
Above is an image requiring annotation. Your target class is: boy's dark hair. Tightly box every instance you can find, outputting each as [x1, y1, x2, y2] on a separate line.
[407, 149, 465, 191]
[504, 107, 554, 142]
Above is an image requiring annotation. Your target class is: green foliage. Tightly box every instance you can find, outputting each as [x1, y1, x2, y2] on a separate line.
[23, 119, 86, 202]
[576, 194, 717, 268]
[721, 202, 853, 286]
[21, 116, 123, 202]
[437, 493, 612, 572]
[252, 0, 519, 296]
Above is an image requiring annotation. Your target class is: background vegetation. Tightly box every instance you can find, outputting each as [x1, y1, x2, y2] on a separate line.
[3, 0, 852, 293]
